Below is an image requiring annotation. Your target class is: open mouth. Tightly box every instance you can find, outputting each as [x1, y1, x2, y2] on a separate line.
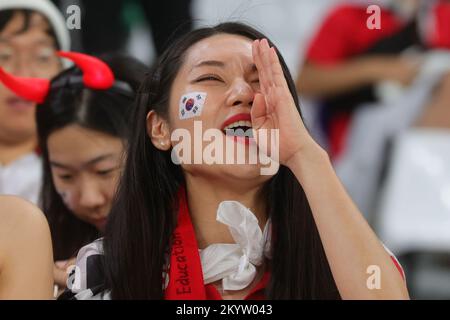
[223, 120, 253, 138]
[221, 113, 253, 139]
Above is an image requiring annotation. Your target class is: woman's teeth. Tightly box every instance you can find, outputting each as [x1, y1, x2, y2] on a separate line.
[223, 120, 252, 130]
[223, 120, 253, 138]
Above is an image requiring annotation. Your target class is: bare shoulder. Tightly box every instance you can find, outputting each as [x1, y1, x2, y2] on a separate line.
[0, 195, 51, 255]
[0, 196, 54, 299]
[0, 195, 51, 258]
[0, 195, 49, 238]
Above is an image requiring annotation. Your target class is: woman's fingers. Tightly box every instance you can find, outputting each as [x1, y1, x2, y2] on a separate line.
[251, 93, 268, 130]
[259, 39, 274, 87]
[269, 47, 288, 89]
[53, 258, 76, 287]
[252, 40, 270, 95]
[53, 264, 68, 287]
[253, 38, 292, 121]
[253, 39, 289, 99]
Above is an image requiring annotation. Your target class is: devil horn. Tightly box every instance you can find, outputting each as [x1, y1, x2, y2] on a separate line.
[57, 51, 115, 89]
[0, 67, 50, 104]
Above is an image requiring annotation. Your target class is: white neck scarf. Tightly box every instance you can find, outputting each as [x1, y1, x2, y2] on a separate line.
[199, 201, 271, 291]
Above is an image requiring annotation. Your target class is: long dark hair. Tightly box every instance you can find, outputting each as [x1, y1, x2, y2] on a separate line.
[104, 22, 340, 299]
[36, 54, 149, 260]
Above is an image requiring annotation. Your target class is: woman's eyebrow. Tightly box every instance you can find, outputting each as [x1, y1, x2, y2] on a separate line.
[50, 154, 117, 170]
[49, 161, 73, 170]
[0, 36, 54, 47]
[190, 61, 257, 74]
[84, 154, 117, 166]
[191, 60, 226, 71]
[31, 38, 55, 46]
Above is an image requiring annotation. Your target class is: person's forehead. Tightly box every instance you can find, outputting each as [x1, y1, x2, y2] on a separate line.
[48, 126, 123, 168]
[0, 11, 53, 42]
[184, 34, 254, 67]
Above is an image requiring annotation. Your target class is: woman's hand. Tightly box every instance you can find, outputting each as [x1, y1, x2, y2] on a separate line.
[252, 41, 408, 299]
[251, 39, 320, 168]
[369, 55, 420, 87]
[53, 257, 77, 290]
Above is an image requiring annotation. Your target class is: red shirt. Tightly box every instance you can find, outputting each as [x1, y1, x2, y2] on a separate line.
[305, 4, 403, 158]
[305, 3, 450, 158]
[427, 2, 450, 49]
[306, 5, 402, 66]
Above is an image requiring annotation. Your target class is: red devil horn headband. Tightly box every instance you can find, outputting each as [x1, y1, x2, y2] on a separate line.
[57, 51, 114, 89]
[0, 68, 50, 104]
[0, 52, 115, 104]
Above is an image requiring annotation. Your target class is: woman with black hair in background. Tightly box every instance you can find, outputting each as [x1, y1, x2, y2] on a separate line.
[0, 52, 149, 294]
[63, 22, 407, 300]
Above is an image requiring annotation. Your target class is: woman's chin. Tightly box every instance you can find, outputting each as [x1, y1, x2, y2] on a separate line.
[183, 161, 277, 184]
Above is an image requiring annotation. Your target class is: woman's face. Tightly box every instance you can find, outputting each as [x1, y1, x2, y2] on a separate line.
[0, 12, 61, 144]
[47, 125, 124, 232]
[164, 34, 276, 184]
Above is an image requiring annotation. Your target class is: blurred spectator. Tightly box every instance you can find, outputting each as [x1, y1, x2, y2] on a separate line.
[28, 54, 147, 294]
[297, 0, 450, 217]
[296, 0, 450, 298]
[0, 0, 69, 205]
[56, 0, 193, 60]
[297, 0, 421, 159]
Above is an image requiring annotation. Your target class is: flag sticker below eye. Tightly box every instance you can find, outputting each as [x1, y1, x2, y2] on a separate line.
[179, 92, 207, 120]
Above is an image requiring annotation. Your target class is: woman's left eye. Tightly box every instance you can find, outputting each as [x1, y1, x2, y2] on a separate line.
[34, 49, 55, 63]
[97, 169, 114, 176]
[195, 75, 222, 82]
[39, 53, 51, 59]
[58, 174, 73, 181]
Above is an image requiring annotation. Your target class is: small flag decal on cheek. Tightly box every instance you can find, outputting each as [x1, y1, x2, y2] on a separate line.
[179, 92, 207, 120]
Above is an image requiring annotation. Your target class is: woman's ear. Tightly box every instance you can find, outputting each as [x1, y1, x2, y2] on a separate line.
[146, 110, 171, 151]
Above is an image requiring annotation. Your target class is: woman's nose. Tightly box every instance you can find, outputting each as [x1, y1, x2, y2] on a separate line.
[226, 80, 254, 108]
[78, 180, 106, 209]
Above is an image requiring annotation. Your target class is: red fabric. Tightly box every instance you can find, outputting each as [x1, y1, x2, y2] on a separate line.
[165, 188, 207, 300]
[428, 2, 450, 49]
[205, 271, 270, 300]
[305, 4, 402, 158]
[390, 256, 405, 281]
[307, 3, 450, 157]
[328, 112, 351, 159]
[166, 188, 405, 300]
[165, 188, 271, 300]
[306, 5, 402, 65]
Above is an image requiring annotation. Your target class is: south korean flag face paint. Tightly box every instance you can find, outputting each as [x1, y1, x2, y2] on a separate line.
[57, 189, 76, 211]
[179, 92, 207, 120]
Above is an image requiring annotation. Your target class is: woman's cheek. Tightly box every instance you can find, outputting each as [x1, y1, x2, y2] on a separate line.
[178, 91, 207, 120]
[103, 174, 120, 200]
[56, 188, 77, 212]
